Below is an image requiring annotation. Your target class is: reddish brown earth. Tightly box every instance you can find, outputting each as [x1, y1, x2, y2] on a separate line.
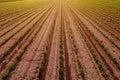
[0, 0, 120, 80]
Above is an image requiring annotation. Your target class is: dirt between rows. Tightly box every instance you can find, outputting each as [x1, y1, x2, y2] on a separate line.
[0, 0, 120, 80]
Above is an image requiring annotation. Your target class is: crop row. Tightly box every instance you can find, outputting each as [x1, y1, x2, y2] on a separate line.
[0, 6, 51, 52]
[38, 8, 57, 80]
[64, 9, 85, 79]
[0, 6, 52, 72]
[76, 6, 120, 36]
[0, 10, 42, 48]
[0, 6, 39, 26]
[69, 5, 119, 64]
[0, 5, 53, 34]
[73, 8, 120, 55]
[68, 5, 120, 80]
[75, 18, 109, 80]
[73, 2, 120, 25]
[70, 2, 120, 37]
[0, 6, 53, 80]
[82, 12, 120, 49]
[0, 7, 44, 37]
[72, 8, 120, 69]
[58, 14, 64, 80]
[80, 8, 120, 39]
[0, 1, 48, 20]
[0, 4, 53, 28]
[1, 18, 45, 79]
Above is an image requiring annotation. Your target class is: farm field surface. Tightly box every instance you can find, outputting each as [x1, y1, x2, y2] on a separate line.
[0, 0, 120, 80]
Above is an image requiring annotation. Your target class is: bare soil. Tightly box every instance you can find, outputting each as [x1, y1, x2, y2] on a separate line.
[0, 0, 120, 80]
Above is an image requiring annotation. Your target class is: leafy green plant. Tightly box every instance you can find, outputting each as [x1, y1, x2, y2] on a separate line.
[1, 71, 9, 80]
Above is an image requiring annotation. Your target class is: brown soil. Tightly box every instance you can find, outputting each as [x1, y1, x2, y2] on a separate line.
[0, 0, 120, 80]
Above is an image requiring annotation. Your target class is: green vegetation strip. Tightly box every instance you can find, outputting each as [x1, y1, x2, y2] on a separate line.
[79, 11, 120, 50]
[0, 8, 50, 62]
[58, 18, 64, 80]
[67, 25, 84, 77]
[73, 7, 120, 79]
[1, 17, 44, 80]
[68, 8, 109, 79]
[75, 21, 110, 80]
[66, 16, 85, 78]
[1, 7, 52, 79]
[87, 28, 120, 70]
[39, 11, 56, 80]
[0, 8, 45, 47]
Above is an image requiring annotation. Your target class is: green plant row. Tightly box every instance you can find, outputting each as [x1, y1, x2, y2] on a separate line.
[0, 7, 38, 31]
[0, 7, 52, 79]
[58, 17, 64, 80]
[85, 26, 120, 70]
[0, 5, 39, 24]
[1, 12, 48, 79]
[38, 11, 56, 80]
[68, 7, 110, 79]
[1, 26, 37, 79]
[73, 4, 120, 41]
[38, 43, 48, 79]
[71, 7, 120, 71]
[85, 6, 120, 38]
[0, 7, 51, 62]
[0, 9, 32, 26]
[0, 8, 46, 47]
[66, 17, 85, 78]
[75, 20, 110, 80]
[0, 13, 32, 37]
[79, 10, 120, 50]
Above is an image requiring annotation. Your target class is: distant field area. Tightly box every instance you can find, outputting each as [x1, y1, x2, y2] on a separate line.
[68, 0, 120, 20]
[0, 0, 22, 2]
[68, 0, 120, 11]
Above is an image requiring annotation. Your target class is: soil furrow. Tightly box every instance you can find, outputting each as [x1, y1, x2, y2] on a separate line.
[65, 4, 104, 80]
[44, 4, 60, 80]
[0, 7, 42, 32]
[0, 0, 119, 80]
[0, 5, 54, 80]
[71, 7, 120, 65]
[0, 6, 53, 73]
[77, 8, 120, 46]
[8, 5, 57, 80]
[62, 4, 83, 80]
[0, 6, 40, 27]
[0, 6, 50, 46]
[0, 6, 53, 57]
[0, 4, 41, 21]
[0, 7, 43, 37]
[61, 9, 72, 80]
[69, 5, 120, 79]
